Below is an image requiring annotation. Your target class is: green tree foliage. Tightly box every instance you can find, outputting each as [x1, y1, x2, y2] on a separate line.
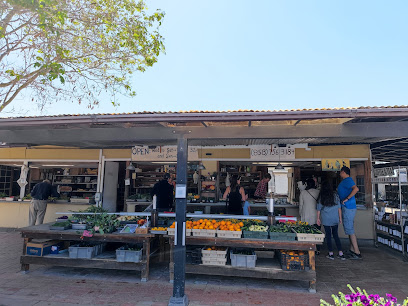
[0, 0, 165, 112]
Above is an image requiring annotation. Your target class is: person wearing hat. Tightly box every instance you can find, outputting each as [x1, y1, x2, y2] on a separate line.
[338, 166, 362, 259]
[151, 173, 174, 212]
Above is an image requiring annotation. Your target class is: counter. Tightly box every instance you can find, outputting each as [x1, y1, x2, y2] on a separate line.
[0, 201, 93, 228]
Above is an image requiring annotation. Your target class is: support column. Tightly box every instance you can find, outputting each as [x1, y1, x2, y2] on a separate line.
[169, 136, 188, 306]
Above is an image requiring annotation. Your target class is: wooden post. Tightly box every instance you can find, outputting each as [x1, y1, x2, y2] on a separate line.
[124, 161, 130, 212]
[308, 249, 316, 293]
[21, 237, 31, 273]
[141, 238, 150, 282]
[364, 160, 373, 208]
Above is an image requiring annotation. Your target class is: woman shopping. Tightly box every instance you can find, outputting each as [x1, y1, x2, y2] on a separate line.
[316, 181, 345, 260]
[223, 175, 246, 215]
[299, 178, 320, 225]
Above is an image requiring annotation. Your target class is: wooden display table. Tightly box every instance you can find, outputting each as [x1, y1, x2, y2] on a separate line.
[20, 223, 157, 281]
[168, 236, 319, 293]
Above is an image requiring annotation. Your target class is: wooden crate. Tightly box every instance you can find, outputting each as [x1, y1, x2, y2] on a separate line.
[216, 230, 242, 239]
[293, 230, 325, 242]
[192, 229, 216, 238]
[135, 227, 149, 234]
[201, 247, 228, 258]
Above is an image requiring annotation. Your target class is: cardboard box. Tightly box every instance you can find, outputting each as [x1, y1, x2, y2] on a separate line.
[26, 240, 61, 256]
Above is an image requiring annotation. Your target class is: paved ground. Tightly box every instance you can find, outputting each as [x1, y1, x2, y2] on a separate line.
[0, 229, 407, 306]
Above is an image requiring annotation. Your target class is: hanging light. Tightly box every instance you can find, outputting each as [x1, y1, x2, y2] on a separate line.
[275, 142, 284, 170]
[198, 141, 206, 170]
[127, 163, 136, 171]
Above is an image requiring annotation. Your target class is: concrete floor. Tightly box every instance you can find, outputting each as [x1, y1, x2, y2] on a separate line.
[0, 229, 407, 306]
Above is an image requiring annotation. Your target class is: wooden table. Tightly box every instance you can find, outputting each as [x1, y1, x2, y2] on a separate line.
[20, 223, 157, 281]
[167, 236, 319, 293]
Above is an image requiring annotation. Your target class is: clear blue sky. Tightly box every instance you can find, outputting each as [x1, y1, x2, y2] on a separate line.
[4, 0, 408, 116]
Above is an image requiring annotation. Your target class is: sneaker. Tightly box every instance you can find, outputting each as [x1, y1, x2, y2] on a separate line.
[337, 254, 346, 260]
[326, 254, 334, 260]
[316, 251, 320, 255]
[347, 252, 362, 260]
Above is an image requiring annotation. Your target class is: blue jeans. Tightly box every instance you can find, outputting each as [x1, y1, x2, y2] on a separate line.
[324, 225, 342, 252]
[243, 201, 250, 215]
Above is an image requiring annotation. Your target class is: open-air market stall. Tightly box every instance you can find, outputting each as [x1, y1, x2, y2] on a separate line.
[0, 106, 407, 304]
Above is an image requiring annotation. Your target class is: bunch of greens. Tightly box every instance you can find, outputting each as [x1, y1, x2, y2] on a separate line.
[291, 224, 322, 234]
[269, 224, 293, 233]
[74, 206, 120, 234]
[52, 221, 71, 227]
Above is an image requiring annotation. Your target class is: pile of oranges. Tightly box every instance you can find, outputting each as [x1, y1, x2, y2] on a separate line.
[169, 219, 244, 231]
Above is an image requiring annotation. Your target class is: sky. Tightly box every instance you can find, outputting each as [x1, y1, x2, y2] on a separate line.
[3, 0, 408, 117]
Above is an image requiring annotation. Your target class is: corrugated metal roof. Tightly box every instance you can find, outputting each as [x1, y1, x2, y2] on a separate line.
[1, 105, 407, 119]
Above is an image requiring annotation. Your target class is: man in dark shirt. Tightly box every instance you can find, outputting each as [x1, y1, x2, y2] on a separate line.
[151, 173, 174, 212]
[29, 180, 60, 226]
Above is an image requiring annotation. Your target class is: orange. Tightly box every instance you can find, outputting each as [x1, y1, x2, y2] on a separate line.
[226, 221, 232, 226]
[220, 221, 226, 226]
[239, 222, 244, 227]
[212, 219, 216, 224]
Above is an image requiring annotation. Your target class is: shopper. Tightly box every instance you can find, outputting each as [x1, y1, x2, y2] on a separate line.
[254, 173, 271, 199]
[299, 178, 320, 225]
[223, 175, 246, 215]
[29, 179, 60, 226]
[316, 181, 345, 260]
[338, 166, 362, 259]
[151, 173, 174, 212]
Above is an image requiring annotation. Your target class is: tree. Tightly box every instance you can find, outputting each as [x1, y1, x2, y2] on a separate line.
[0, 0, 165, 112]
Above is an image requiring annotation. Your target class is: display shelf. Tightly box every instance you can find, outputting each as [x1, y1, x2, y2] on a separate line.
[54, 182, 97, 185]
[55, 175, 98, 177]
[71, 191, 97, 193]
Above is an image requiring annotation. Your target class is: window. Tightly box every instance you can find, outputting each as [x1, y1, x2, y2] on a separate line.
[355, 176, 365, 205]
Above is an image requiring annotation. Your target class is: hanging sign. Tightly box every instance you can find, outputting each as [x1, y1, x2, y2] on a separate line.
[249, 145, 296, 161]
[131, 146, 199, 161]
[374, 167, 394, 177]
[399, 168, 407, 183]
[373, 177, 399, 184]
[322, 159, 350, 171]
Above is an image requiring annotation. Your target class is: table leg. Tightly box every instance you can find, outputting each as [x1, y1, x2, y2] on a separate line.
[159, 236, 165, 262]
[141, 239, 150, 282]
[21, 237, 31, 273]
[169, 237, 174, 283]
[308, 249, 316, 293]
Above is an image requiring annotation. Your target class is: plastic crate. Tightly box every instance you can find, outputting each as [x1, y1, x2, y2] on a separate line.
[192, 229, 216, 238]
[69, 244, 98, 259]
[269, 232, 297, 241]
[201, 247, 228, 258]
[230, 251, 257, 268]
[116, 247, 143, 263]
[186, 247, 202, 265]
[72, 224, 87, 230]
[242, 231, 268, 239]
[279, 251, 309, 271]
[201, 257, 227, 266]
[50, 224, 71, 231]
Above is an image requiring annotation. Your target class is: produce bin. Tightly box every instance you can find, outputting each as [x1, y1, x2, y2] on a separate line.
[167, 228, 175, 236]
[201, 257, 227, 266]
[116, 247, 143, 263]
[72, 224, 87, 230]
[50, 224, 71, 231]
[201, 247, 228, 259]
[269, 232, 297, 241]
[293, 230, 325, 242]
[230, 251, 257, 268]
[192, 229, 216, 238]
[278, 251, 309, 271]
[186, 247, 202, 265]
[242, 231, 268, 239]
[69, 244, 101, 259]
[217, 230, 242, 239]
